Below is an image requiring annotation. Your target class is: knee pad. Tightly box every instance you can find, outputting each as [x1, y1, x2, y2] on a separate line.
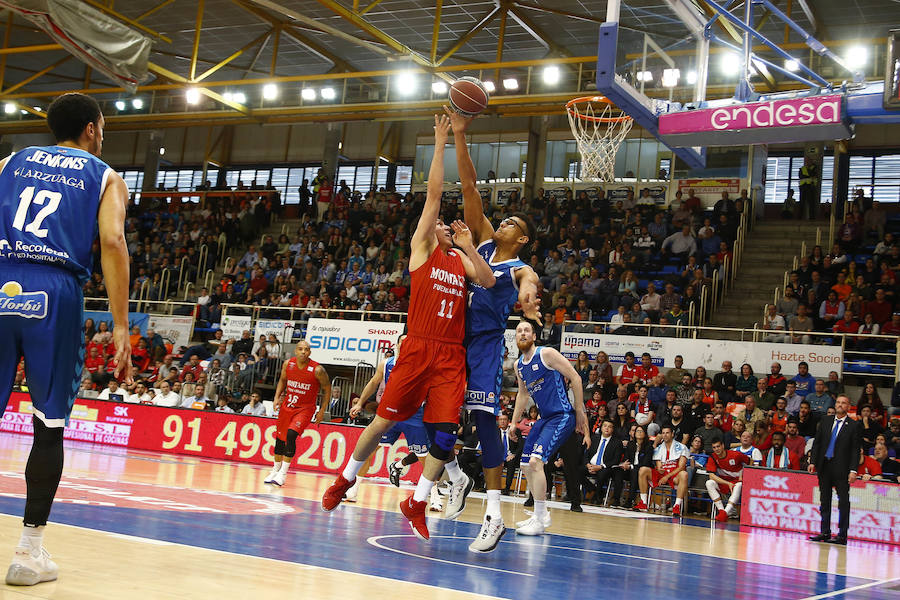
[705, 479, 720, 497]
[284, 429, 299, 458]
[473, 411, 504, 469]
[274, 438, 286, 456]
[32, 417, 64, 449]
[429, 423, 457, 462]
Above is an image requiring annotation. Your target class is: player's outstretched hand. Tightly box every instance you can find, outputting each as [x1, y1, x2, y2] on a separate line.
[434, 113, 451, 145]
[521, 288, 542, 325]
[451, 219, 474, 249]
[443, 105, 474, 133]
[112, 325, 133, 384]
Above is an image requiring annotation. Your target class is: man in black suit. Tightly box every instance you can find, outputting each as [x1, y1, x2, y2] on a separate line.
[808, 396, 861, 545]
[580, 420, 625, 506]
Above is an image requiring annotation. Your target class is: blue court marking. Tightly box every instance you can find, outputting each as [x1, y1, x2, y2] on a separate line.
[0, 493, 893, 600]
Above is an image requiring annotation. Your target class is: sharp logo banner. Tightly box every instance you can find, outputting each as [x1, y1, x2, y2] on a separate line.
[306, 318, 405, 366]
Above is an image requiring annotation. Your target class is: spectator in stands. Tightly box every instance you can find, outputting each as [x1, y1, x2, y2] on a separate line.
[871, 442, 899, 482]
[231, 330, 254, 357]
[769, 396, 790, 433]
[796, 400, 819, 437]
[98, 380, 125, 402]
[765, 362, 788, 397]
[581, 420, 625, 506]
[763, 304, 786, 343]
[665, 355, 690, 388]
[783, 381, 804, 415]
[593, 351, 614, 382]
[215, 397, 235, 413]
[736, 430, 763, 464]
[857, 382, 886, 423]
[713, 361, 737, 402]
[621, 425, 653, 508]
[661, 225, 697, 260]
[752, 421, 773, 452]
[818, 291, 845, 330]
[765, 431, 798, 469]
[612, 402, 636, 441]
[712, 400, 733, 434]
[181, 384, 210, 409]
[242, 392, 267, 416]
[733, 363, 756, 401]
[805, 380, 833, 415]
[738, 396, 765, 429]
[693, 412, 723, 453]
[154, 381, 181, 407]
[674, 373, 694, 407]
[789, 304, 815, 344]
[180, 355, 204, 382]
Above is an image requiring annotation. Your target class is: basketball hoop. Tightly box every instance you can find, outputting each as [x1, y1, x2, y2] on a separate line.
[566, 96, 633, 182]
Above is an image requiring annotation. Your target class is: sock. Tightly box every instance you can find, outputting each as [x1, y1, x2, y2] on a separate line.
[278, 461, 290, 474]
[444, 458, 466, 484]
[714, 499, 724, 511]
[640, 493, 648, 504]
[725, 502, 735, 514]
[486, 489, 501, 520]
[729, 483, 742, 506]
[342, 457, 364, 481]
[675, 498, 684, 508]
[402, 453, 418, 467]
[412, 476, 435, 503]
[271, 460, 281, 471]
[534, 500, 547, 518]
[17, 525, 43, 553]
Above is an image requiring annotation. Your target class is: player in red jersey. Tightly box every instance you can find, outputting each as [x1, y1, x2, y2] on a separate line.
[705, 439, 751, 521]
[263, 340, 331, 487]
[322, 113, 496, 541]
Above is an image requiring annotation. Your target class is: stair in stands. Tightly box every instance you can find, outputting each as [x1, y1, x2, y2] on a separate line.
[707, 219, 827, 336]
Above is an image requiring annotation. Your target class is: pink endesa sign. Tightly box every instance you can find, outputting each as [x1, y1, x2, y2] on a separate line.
[660, 95, 843, 134]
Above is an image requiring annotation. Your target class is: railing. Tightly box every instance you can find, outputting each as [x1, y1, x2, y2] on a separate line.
[176, 256, 189, 297]
[159, 269, 171, 301]
[328, 376, 353, 421]
[219, 303, 408, 325]
[183, 282, 194, 301]
[562, 318, 899, 382]
[197, 244, 209, 280]
[202, 269, 215, 293]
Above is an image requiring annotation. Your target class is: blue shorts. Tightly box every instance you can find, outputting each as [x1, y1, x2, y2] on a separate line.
[464, 331, 504, 415]
[521, 412, 575, 464]
[380, 419, 429, 456]
[0, 264, 84, 427]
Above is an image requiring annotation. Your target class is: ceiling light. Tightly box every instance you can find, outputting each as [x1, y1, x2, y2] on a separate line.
[720, 52, 741, 76]
[262, 83, 278, 100]
[636, 70, 653, 82]
[185, 88, 200, 105]
[223, 91, 233, 102]
[4, 103, 14, 114]
[301, 87, 316, 101]
[502, 77, 518, 90]
[115, 100, 126, 111]
[482, 80, 496, 93]
[159, 147, 166, 156]
[661, 68, 680, 87]
[845, 46, 867, 69]
[686, 70, 698, 85]
[32, 106, 41, 112]
[19, 109, 26, 115]
[320, 87, 336, 100]
[542, 65, 560, 85]
[784, 59, 800, 72]
[396, 71, 417, 96]
[132, 98, 143, 109]
[232, 92, 246, 104]
[431, 80, 448, 95]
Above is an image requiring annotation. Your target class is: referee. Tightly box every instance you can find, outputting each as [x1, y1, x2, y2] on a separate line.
[807, 396, 860, 545]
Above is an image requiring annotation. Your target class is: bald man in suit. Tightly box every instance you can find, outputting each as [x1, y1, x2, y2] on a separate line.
[807, 396, 861, 545]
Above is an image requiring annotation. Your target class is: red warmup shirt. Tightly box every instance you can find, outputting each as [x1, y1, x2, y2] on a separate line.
[832, 319, 859, 335]
[405, 246, 466, 344]
[181, 363, 203, 382]
[316, 184, 333, 204]
[706, 450, 750, 483]
[618, 363, 639, 384]
[84, 355, 105, 374]
[282, 357, 322, 412]
[635, 364, 659, 382]
[864, 300, 892, 325]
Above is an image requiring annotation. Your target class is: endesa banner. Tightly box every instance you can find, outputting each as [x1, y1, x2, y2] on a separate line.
[306, 317, 404, 367]
[1, 393, 421, 482]
[560, 332, 842, 377]
[740, 466, 900, 546]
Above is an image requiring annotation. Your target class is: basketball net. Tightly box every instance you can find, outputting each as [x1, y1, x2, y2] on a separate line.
[566, 97, 633, 182]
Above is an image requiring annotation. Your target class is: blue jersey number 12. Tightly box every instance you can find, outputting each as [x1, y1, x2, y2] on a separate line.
[11, 186, 61, 238]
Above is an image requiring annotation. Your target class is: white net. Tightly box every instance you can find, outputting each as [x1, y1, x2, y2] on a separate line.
[566, 98, 633, 182]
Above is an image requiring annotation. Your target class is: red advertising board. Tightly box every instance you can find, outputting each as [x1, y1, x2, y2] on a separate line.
[740, 466, 900, 546]
[677, 178, 741, 197]
[1, 392, 421, 482]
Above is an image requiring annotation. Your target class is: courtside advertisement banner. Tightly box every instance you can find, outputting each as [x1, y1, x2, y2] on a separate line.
[1, 393, 421, 482]
[560, 332, 842, 377]
[147, 315, 194, 350]
[740, 466, 900, 546]
[220, 314, 252, 340]
[306, 318, 404, 366]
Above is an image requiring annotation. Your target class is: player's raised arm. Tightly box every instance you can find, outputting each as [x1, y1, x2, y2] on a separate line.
[98, 172, 132, 382]
[351, 359, 385, 417]
[451, 220, 495, 288]
[541, 347, 590, 447]
[446, 107, 492, 244]
[409, 113, 452, 271]
[314, 364, 332, 425]
[516, 267, 542, 324]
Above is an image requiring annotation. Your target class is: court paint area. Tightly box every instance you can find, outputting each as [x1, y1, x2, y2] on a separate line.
[0, 435, 898, 600]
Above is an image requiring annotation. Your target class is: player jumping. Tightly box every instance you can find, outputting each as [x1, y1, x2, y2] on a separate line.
[0, 93, 131, 585]
[440, 108, 541, 552]
[508, 320, 589, 536]
[264, 340, 331, 486]
[321, 113, 496, 542]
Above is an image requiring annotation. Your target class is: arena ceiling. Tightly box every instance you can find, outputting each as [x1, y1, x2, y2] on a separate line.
[0, 0, 894, 133]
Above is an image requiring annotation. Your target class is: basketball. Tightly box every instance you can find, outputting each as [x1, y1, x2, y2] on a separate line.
[449, 76, 489, 116]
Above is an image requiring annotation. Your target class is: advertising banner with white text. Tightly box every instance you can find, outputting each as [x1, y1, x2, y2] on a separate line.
[306, 318, 404, 367]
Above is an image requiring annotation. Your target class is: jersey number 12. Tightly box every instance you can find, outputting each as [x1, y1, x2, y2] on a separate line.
[12, 186, 61, 238]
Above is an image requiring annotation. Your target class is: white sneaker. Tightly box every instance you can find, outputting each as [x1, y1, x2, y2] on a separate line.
[515, 515, 546, 536]
[6, 547, 58, 586]
[468, 515, 506, 553]
[516, 510, 551, 529]
[429, 485, 444, 512]
[271, 471, 286, 487]
[443, 475, 474, 520]
[345, 479, 360, 502]
[263, 468, 279, 484]
[726, 505, 738, 518]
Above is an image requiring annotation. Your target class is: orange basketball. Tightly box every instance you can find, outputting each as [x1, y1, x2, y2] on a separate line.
[449, 77, 489, 116]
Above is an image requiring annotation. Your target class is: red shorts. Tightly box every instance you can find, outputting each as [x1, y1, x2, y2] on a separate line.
[714, 479, 739, 497]
[376, 335, 466, 424]
[651, 464, 680, 487]
[276, 406, 315, 440]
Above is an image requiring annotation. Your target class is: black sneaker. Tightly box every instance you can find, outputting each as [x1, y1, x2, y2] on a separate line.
[523, 494, 534, 508]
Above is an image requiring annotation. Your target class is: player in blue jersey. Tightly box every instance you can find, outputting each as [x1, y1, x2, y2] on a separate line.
[441, 108, 542, 553]
[0, 93, 131, 586]
[508, 320, 589, 536]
